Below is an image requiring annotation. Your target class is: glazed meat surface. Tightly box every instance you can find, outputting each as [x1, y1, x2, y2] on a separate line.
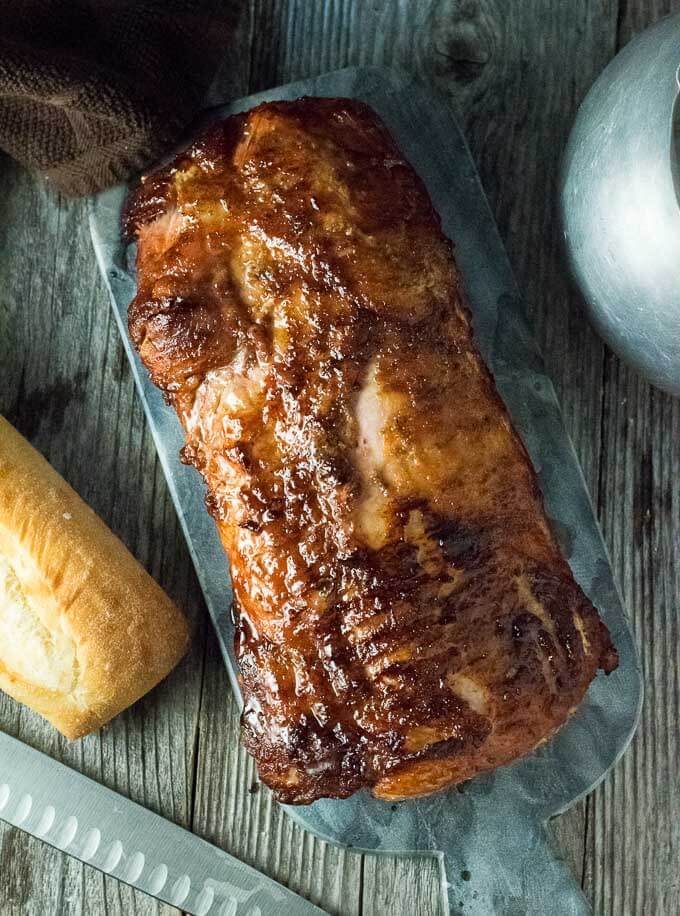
[124, 98, 617, 804]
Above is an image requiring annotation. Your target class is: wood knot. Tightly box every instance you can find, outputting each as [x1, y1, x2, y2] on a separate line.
[423, 0, 496, 84]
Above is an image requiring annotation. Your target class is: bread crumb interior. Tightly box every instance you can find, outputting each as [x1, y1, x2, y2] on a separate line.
[0, 549, 78, 694]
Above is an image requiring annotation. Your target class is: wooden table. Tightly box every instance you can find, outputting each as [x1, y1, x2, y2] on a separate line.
[1, 1, 678, 913]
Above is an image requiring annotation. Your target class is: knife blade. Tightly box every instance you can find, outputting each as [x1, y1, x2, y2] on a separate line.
[0, 730, 327, 916]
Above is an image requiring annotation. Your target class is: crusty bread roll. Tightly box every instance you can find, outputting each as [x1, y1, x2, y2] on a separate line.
[0, 415, 190, 738]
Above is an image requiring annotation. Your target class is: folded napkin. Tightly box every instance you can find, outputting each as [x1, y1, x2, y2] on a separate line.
[0, 0, 240, 195]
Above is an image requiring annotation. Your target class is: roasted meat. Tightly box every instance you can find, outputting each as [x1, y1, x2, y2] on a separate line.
[124, 98, 617, 804]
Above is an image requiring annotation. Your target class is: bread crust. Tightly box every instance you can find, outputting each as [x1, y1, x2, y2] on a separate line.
[0, 416, 190, 738]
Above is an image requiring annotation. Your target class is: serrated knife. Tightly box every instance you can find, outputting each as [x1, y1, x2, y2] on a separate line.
[0, 730, 327, 916]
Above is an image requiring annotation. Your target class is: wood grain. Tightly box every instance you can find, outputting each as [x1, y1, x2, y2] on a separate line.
[584, 361, 680, 916]
[1, 1, 679, 913]
[413, 0, 619, 885]
[0, 161, 200, 915]
[581, 6, 680, 915]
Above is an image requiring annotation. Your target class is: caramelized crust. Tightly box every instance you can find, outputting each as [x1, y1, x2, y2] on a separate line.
[125, 98, 617, 804]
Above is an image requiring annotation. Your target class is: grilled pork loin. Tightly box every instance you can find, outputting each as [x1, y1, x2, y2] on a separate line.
[124, 98, 617, 804]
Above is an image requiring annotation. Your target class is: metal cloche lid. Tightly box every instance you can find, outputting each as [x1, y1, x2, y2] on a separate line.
[561, 12, 680, 395]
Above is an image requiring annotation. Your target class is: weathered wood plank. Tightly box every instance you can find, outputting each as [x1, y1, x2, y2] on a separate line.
[1, 1, 677, 914]
[584, 360, 680, 915]
[415, 0, 624, 898]
[0, 158, 203, 915]
[0, 3, 252, 914]
[361, 854, 443, 916]
[582, 5, 680, 914]
[617, 0, 677, 40]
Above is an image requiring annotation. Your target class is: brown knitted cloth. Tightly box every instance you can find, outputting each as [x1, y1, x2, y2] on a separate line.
[0, 1, 241, 195]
